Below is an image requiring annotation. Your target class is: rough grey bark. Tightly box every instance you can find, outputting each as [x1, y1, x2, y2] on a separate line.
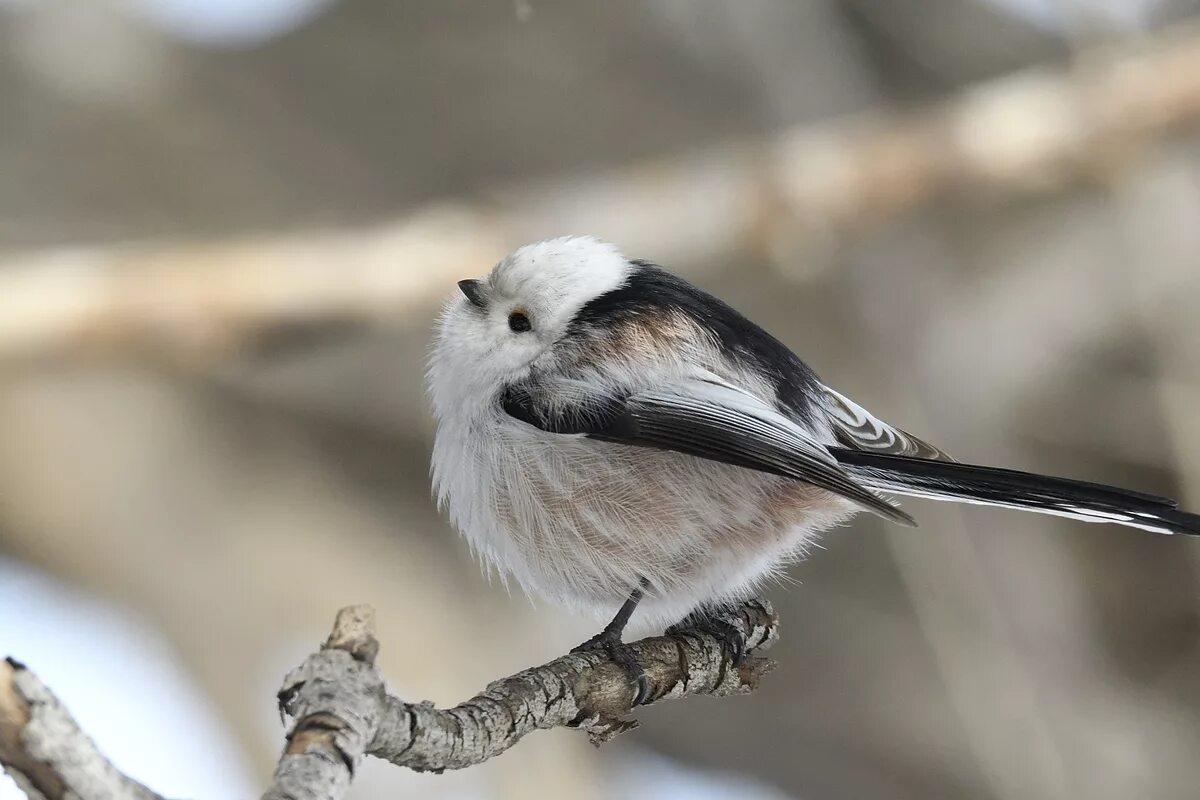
[2, 600, 779, 800]
[265, 600, 779, 798]
[0, 657, 163, 800]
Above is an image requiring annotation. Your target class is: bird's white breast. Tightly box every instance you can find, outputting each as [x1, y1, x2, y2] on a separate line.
[434, 407, 854, 628]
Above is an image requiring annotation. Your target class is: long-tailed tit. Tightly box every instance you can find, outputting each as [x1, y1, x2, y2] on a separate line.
[427, 235, 1199, 703]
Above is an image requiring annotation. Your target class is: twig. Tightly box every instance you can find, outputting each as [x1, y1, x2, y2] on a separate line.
[0, 658, 164, 800]
[263, 600, 779, 799]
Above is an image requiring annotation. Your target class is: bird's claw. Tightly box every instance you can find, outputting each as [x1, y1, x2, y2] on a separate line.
[668, 608, 748, 666]
[572, 630, 652, 706]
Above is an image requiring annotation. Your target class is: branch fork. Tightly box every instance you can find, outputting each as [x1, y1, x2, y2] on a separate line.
[1, 600, 780, 800]
[269, 599, 779, 790]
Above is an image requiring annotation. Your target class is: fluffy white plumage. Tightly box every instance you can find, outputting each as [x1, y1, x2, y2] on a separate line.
[427, 236, 854, 628]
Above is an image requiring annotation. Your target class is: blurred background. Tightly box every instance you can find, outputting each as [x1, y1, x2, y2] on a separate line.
[1, 1, 1199, 798]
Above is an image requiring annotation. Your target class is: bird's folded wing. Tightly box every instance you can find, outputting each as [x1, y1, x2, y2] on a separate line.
[821, 384, 956, 462]
[502, 375, 914, 525]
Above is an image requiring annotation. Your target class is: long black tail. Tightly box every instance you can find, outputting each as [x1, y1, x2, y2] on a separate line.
[829, 448, 1200, 536]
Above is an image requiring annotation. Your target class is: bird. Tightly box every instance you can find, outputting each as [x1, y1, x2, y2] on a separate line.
[426, 234, 1199, 704]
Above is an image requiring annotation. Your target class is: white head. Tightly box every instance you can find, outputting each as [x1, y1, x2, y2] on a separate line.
[427, 235, 633, 420]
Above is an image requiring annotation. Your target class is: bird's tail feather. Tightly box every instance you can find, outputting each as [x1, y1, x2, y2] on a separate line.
[828, 448, 1200, 536]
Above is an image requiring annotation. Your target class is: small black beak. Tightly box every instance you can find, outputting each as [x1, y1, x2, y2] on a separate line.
[457, 279, 487, 308]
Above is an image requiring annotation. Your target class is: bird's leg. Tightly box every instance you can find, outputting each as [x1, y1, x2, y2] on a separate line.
[572, 581, 652, 705]
[667, 601, 749, 666]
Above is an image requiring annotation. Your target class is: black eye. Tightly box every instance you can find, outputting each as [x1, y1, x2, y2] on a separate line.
[508, 311, 532, 333]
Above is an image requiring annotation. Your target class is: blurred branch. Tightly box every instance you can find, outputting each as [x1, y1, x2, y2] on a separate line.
[0, 658, 162, 800]
[4, 22, 1200, 364]
[2, 601, 778, 800]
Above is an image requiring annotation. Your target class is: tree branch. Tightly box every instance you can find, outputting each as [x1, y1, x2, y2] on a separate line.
[0, 658, 163, 800]
[1, 600, 779, 800]
[265, 600, 778, 799]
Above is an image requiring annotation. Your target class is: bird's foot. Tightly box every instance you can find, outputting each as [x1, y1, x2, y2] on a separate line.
[572, 629, 652, 706]
[668, 605, 748, 666]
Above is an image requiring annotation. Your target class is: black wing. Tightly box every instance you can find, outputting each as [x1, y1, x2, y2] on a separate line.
[502, 376, 915, 526]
